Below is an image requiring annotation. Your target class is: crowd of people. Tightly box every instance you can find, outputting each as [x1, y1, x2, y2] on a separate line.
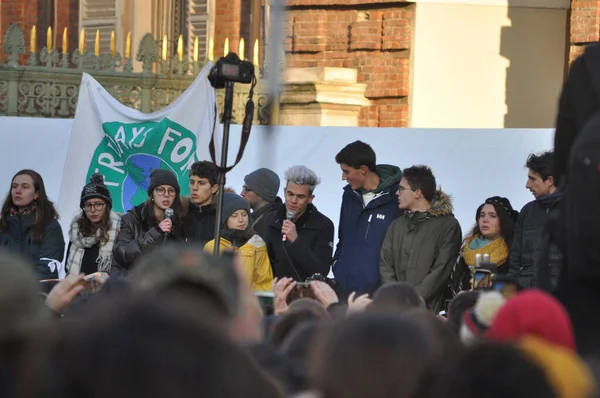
[1, 41, 600, 396]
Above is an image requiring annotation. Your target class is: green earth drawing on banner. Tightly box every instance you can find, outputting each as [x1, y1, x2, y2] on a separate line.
[86, 118, 196, 213]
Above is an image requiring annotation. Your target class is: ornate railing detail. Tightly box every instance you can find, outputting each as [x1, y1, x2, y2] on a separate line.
[0, 24, 271, 123]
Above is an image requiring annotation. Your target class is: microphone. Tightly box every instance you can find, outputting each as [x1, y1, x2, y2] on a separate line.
[282, 210, 295, 242]
[163, 208, 174, 243]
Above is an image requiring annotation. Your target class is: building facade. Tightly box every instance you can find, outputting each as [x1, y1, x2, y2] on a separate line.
[0, 0, 597, 127]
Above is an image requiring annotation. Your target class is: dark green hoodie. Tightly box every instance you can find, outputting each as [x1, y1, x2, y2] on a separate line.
[361, 164, 403, 194]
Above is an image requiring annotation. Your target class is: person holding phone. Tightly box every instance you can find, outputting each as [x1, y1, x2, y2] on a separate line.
[66, 173, 121, 275]
[0, 169, 64, 279]
[113, 170, 184, 270]
[204, 192, 273, 292]
[451, 197, 519, 293]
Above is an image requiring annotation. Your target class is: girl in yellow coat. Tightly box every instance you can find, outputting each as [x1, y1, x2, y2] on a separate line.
[204, 192, 273, 292]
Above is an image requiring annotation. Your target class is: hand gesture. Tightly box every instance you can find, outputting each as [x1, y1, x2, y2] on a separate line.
[347, 292, 372, 314]
[45, 274, 86, 314]
[272, 277, 296, 315]
[281, 220, 298, 243]
[158, 218, 172, 234]
[310, 281, 339, 308]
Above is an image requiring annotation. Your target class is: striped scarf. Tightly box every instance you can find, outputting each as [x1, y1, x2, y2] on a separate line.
[67, 210, 121, 274]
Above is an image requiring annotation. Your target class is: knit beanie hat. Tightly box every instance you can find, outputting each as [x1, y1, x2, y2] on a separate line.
[221, 192, 250, 227]
[80, 173, 112, 209]
[518, 336, 597, 398]
[147, 169, 180, 196]
[477, 196, 519, 222]
[460, 291, 506, 345]
[243, 168, 280, 203]
[487, 289, 576, 351]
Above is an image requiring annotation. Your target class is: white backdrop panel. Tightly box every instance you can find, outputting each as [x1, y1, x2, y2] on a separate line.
[0, 117, 554, 243]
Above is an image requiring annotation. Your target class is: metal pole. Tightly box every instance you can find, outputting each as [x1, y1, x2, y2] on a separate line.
[212, 80, 235, 256]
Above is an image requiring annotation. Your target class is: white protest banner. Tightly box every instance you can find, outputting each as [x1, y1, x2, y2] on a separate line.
[57, 64, 217, 221]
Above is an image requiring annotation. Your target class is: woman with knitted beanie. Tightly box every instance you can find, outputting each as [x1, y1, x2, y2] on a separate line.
[204, 192, 273, 292]
[66, 173, 121, 275]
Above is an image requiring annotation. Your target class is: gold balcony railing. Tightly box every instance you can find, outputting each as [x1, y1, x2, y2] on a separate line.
[0, 24, 272, 124]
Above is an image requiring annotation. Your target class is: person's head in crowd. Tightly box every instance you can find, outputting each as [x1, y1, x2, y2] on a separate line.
[369, 282, 425, 314]
[0, 253, 48, 344]
[283, 166, 320, 219]
[460, 291, 506, 345]
[469, 197, 519, 247]
[281, 321, 323, 365]
[246, 343, 309, 396]
[242, 168, 280, 211]
[132, 244, 239, 324]
[313, 313, 436, 398]
[189, 161, 219, 207]
[335, 140, 377, 191]
[270, 309, 328, 348]
[221, 192, 251, 231]
[525, 151, 557, 199]
[517, 336, 597, 398]
[403, 310, 462, 360]
[447, 291, 479, 334]
[78, 173, 112, 227]
[487, 289, 575, 351]
[0, 169, 58, 242]
[22, 295, 283, 398]
[146, 169, 184, 222]
[397, 165, 436, 212]
[421, 342, 557, 398]
[288, 298, 330, 320]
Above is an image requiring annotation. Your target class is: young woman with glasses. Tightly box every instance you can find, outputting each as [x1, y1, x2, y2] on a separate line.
[113, 169, 185, 270]
[65, 173, 121, 275]
[0, 169, 64, 279]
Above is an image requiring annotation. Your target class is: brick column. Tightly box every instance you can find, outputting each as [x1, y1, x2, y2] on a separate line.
[569, 0, 600, 64]
[55, 0, 79, 57]
[214, 0, 244, 59]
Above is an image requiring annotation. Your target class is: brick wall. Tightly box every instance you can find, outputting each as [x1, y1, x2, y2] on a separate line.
[569, 0, 600, 65]
[0, 0, 78, 62]
[214, 0, 414, 127]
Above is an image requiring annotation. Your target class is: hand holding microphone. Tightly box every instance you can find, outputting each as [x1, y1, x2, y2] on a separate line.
[282, 210, 296, 242]
[159, 208, 174, 234]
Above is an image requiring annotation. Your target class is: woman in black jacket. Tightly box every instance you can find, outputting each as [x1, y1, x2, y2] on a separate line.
[65, 173, 121, 275]
[0, 169, 64, 279]
[112, 169, 185, 270]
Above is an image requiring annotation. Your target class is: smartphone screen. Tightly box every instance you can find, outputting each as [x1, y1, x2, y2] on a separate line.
[473, 271, 492, 290]
[254, 292, 275, 316]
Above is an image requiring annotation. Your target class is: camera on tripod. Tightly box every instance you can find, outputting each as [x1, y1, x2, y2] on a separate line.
[208, 53, 255, 89]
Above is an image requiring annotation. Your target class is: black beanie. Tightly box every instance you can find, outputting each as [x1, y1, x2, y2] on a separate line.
[221, 192, 250, 227]
[476, 196, 519, 222]
[147, 169, 180, 196]
[80, 173, 112, 209]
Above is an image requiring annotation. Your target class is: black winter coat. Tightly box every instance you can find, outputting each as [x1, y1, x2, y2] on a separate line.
[508, 191, 562, 289]
[0, 214, 64, 279]
[183, 202, 216, 246]
[266, 204, 334, 281]
[113, 204, 183, 269]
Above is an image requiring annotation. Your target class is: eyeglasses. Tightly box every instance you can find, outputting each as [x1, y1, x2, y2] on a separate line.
[155, 187, 176, 197]
[83, 202, 106, 212]
[242, 185, 253, 193]
[398, 186, 415, 194]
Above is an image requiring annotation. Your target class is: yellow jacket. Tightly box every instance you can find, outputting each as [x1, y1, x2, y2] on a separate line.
[204, 234, 274, 292]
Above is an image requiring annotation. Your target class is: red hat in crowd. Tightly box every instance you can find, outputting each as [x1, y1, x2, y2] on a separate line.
[487, 289, 575, 352]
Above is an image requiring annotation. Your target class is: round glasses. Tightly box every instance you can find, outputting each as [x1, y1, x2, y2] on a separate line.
[83, 202, 106, 212]
[155, 186, 177, 197]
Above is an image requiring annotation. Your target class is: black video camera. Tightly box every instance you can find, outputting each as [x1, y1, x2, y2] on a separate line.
[208, 53, 255, 89]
